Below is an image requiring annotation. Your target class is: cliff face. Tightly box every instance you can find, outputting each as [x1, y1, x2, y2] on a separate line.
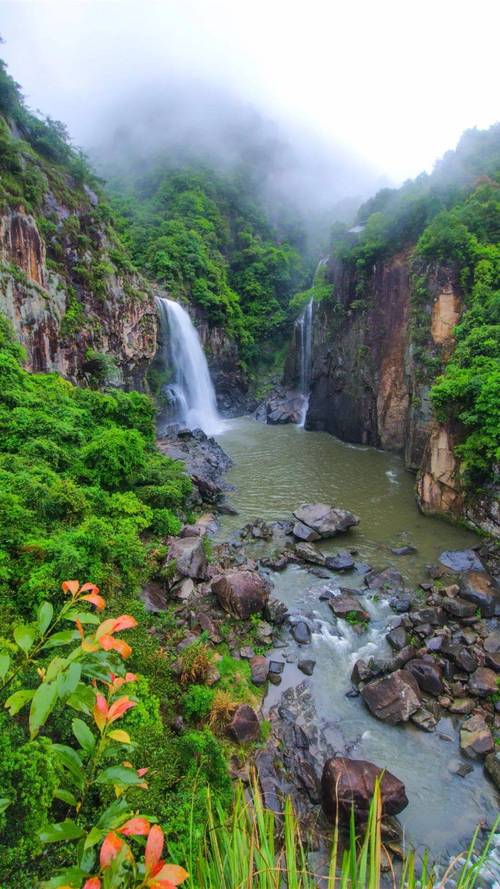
[0, 204, 157, 389]
[289, 251, 497, 535]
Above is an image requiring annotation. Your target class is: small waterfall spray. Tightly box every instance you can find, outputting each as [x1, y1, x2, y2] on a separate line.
[296, 299, 313, 426]
[156, 296, 223, 436]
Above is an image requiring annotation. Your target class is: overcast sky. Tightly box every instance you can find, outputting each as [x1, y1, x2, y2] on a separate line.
[1, 0, 498, 184]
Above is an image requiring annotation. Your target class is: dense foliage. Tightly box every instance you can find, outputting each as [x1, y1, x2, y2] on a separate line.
[109, 164, 307, 360]
[329, 125, 500, 490]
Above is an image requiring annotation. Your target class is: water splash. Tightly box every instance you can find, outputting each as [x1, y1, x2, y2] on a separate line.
[156, 296, 224, 435]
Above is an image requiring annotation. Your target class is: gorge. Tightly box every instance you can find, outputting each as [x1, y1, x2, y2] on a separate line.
[0, 47, 498, 889]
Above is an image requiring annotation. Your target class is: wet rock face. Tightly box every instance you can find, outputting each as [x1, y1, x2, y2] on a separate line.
[321, 757, 408, 820]
[361, 669, 421, 724]
[293, 503, 359, 538]
[211, 570, 270, 620]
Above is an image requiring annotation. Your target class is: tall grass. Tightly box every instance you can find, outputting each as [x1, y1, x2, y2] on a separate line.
[188, 781, 498, 889]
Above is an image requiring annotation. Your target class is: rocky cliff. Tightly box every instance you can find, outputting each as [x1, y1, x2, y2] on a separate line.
[286, 252, 498, 536]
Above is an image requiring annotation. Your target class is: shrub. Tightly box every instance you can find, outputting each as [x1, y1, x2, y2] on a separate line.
[183, 684, 215, 722]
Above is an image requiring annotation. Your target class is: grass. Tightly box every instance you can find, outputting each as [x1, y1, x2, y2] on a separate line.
[188, 780, 499, 889]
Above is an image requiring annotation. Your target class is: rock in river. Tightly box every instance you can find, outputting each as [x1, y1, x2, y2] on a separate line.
[405, 658, 443, 696]
[290, 620, 312, 644]
[293, 503, 359, 539]
[328, 592, 369, 622]
[460, 714, 494, 759]
[459, 570, 500, 617]
[361, 669, 421, 724]
[321, 756, 408, 820]
[325, 550, 355, 571]
[293, 521, 321, 542]
[212, 570, 270, 619]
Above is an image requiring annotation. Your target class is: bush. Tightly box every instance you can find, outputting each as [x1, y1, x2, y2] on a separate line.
[183, 684, 215, 722]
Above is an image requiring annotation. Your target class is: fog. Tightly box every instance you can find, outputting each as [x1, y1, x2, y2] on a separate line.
[1, 0, 498, 207]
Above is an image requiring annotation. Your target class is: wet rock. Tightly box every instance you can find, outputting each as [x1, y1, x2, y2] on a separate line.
[361, 669, 421, 724]
[196, 612, 221, 642]
[391, 545, 417, 556]
[294, 542, 326, 565]
[174, 577, 196, 601]
[484, 751, 500, 789]
[459, 570, 500, 617]
[321, 757, 408, 820]
[255, 621, 274, 643]
[296, 761, 321, 803]
[411, 708, 437, 731]
[410, 606, 445, 627]
[442, 597, 477, 619]
[325, 550, 355, 571]
[298, 659, 316, 676]
[265, 391, 305, 425]
[293, 521, 321, 542]
[291, 621, 311, 644]
[269, 661, 285, 675]
[386, 626, 408, 651]
[441, 641, 478, 673]
[268, 673, 282, 686]
[460, 714, 494, 759]
[142, 580, 167, 612]
[484, 630, 500, 655]
[468, 667, 497, 697]
[448, 758, 473, 777]
[389, 592, 413, 613]
[212, 570, 270, 619]
[250, 655, 269, 686]
[364, 567, 403, 593]
[228, 704, 261, 743]
[264, 597, 289, 625]
[328, 593, 369, 622]
[293, 503, 360, 539]
[166, 535, 208, 580]
[405, 659, 443, 696]
[439, 549, 485, 573]
[449, 697, 475, 714]
[239, 645, 255, 659]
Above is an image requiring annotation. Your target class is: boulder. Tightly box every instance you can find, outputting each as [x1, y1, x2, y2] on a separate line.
[439, 549, 485, 573]
[460, 714, 494, 759]
[484, 751, 500, 790]
[290, 620, 311, 644]
[293, 503, 359, 539]
[321, 757, 408, 820]
[293, 521, 321, 542]
[228, 704, 260, 743]
[386, 626, 408, 651]
[441, 641, 478, 673]
[442, 597, 477, 619]
[364, 567, 403, 593]
[361, 669, 421, 724]
[328, 593, 369, 623]
[298, 659, 316, 676]
[212, 570, 270, 619]
[166, 536, 208, 580]
[459, 570, 500, 617]
[391, 545, 417, 556]
[405, 659, 443, 696]
[468, 667, 497, 698]
[250, 655, 269, 686]
[325, 550, 355, 571]
[449, 697, 475, 714]
[411, 708, 438, 732]
[294, 542, 325, 564]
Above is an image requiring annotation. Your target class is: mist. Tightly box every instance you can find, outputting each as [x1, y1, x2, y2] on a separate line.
[0, 0, 498, 216]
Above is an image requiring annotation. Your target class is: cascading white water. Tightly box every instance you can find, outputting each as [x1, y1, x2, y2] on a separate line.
[296, 298, 313, 426]
[156, 296, 223, 436]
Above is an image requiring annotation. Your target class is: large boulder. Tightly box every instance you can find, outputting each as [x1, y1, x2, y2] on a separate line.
[294, 542, 326, 564]
[166, 536, 208, 580]
[405, 659, 443, 696]
[439, 549, 485, 572]
[321, 757, 408, 820]
[328, 592, 370, 622]
[228, 704, 260, 742]
[293, 503, 359, 539]
[468, 667, 497, 697]
[460, 715, 494, 759]
[364, 567, 403, 593]
[293, 521, 321, 542]
[212, 570, 270, 620]
[361, 669, 421, 724]
[459, 570, 500, 617]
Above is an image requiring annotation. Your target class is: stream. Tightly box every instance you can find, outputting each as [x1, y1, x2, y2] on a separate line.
[215, 417, 499, 861]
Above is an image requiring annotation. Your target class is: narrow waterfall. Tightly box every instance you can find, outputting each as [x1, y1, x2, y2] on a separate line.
[296, 298, 313, 426]
[156, 296, 223, 436]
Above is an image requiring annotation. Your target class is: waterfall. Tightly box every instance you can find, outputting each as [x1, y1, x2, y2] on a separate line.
[156, 296, 223, 436]
[296, 298, 313, 427]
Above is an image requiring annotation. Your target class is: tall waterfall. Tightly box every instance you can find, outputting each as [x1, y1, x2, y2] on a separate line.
[156, 296, 223, 436]
[296, 298, 314, 426]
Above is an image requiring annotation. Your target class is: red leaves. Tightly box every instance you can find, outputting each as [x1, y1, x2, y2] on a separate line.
[81, 591, 106, 611]
[62, 580, 105, 610]
[62, 580, 80, 597]
[93, 693, 109, 732]
[145, 824, 164, 874]
[99, 831, 123, 868]
[94, 614, 137, 660]
[93, 694, 136, 731]
[83, 879, 102, 889]
[98, 634, 133, 659]
[118, 816, 151, 836]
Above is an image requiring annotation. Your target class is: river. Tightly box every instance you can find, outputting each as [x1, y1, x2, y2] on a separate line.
[216, 417, 499, 862]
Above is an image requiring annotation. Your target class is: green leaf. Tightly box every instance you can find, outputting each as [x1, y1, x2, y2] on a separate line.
[65, 609, 100, 625]
[4, 688, 35, 715]
[67, 682, 95, 715]
[38, 819, 84, 843]
[40, 868, 88, 889]
[0, 798, 11, 815]
[83, 824, 106, 849]
[52, 744, 85, 789]
[37, 601, 54, 635]
[13, 623, 36, 653]
[72, 717, 96, 755]
[53, 787, 78, 806]
[95, 764, 141, 786]
[95, 795, 130, 828]
[42, 629, 80, 649]
[56, 662, 82, 700]
[29, 680, 58, 738]
[45, 656, 66, 682]
[0, 652, 11, 681]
